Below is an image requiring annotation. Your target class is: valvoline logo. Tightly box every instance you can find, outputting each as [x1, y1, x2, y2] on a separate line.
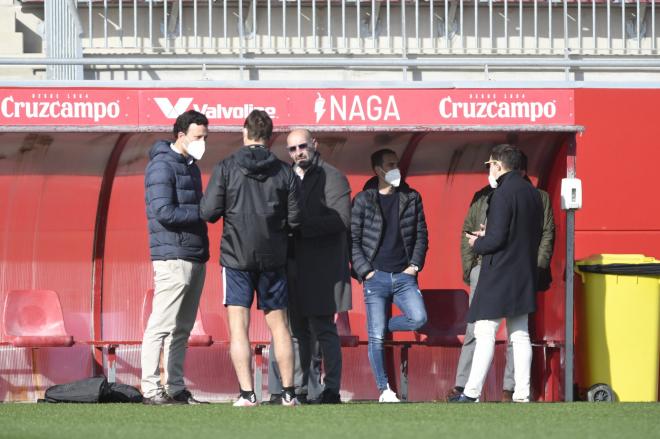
[153, 97, 277, 119]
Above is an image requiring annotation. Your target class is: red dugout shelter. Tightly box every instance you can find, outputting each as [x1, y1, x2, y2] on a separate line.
[0, 84, 657, 403]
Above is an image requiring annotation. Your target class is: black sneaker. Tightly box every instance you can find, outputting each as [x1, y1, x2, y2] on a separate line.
[310, 389, 341, 404]
[171, 389, 209, 405]
[142, 390, 177, 405]
[264, 393, 282, 405]
[447, 393, 477, 403]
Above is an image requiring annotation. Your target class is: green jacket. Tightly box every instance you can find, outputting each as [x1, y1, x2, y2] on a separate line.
[461, 184, 555, 284]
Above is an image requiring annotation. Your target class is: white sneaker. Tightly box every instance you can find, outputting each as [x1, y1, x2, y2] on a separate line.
[378, 385, 400, 403]
[281, 391, 300, 407]
[233, 396, 258, 407]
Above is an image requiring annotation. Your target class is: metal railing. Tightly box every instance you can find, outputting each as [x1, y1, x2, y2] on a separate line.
[75, 0, 659, 55]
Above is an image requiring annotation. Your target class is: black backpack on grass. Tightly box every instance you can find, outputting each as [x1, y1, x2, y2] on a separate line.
[42, 376, 143, 403]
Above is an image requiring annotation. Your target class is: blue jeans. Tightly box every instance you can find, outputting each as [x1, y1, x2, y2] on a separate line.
[363, 270, 427, 391]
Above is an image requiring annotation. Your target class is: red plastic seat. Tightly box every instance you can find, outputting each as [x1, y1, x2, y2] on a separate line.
[416, 289, 508, 346]
[415, 289, 469, 347]
[2, 289, 74, 347]
[142, 289, 213, 347]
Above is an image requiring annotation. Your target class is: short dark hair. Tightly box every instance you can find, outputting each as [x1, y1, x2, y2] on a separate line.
[371, 148, 397, 170]
[173, 110, 209, 140]
[490, 144, 524, 172]
[243, 110, 273, 141]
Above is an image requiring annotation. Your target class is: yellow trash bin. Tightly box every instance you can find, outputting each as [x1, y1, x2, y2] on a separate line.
[575, 254, 660, 402]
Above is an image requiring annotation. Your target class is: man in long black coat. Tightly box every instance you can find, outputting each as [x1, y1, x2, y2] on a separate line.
[454, 144, 543, 403]
[283, 129, 352, 404]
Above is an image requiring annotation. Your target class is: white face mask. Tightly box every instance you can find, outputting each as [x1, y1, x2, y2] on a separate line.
[488, 174, 498, 189]
[384, 168, 402, 187]
[186, 139, 206, 160]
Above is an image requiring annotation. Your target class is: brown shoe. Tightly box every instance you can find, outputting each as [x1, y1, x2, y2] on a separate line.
[501, 390, 514, 403]
[446, 387, 463, 402]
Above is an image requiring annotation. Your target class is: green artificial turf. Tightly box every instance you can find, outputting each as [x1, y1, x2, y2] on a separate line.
[1, 402, 658, 439]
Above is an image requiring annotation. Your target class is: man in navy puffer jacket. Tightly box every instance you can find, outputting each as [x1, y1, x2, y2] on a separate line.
[142, 110, 210, 405]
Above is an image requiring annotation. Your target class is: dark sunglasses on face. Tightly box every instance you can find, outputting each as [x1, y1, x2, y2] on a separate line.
[287, 143, 308, 153]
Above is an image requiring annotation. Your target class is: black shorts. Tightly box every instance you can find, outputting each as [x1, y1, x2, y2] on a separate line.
[222, 266, 288, 310]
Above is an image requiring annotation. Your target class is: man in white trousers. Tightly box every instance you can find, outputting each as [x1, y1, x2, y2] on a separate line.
[451, 144, 543, 403]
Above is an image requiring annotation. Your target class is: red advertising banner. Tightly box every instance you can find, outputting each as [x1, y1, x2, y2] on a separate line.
[0, 88, 574, 128]
[0, 88, 138, 126]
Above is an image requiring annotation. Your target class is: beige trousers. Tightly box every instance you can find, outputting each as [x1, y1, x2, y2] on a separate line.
[141, 259, 206, 398]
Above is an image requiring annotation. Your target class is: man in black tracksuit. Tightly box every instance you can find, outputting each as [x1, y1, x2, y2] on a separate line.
[200, 110, 301, 407]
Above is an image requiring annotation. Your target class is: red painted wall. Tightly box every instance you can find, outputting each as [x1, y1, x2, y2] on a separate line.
[574, 89, 660, 260]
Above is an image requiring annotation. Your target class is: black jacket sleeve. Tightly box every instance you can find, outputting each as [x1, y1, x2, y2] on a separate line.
[200, 161, 226, 223]
[409, 192, 429, 270]
[146, 161, 201, 227]
[350, 193, 372, 280]
[286, 169, 302, 230]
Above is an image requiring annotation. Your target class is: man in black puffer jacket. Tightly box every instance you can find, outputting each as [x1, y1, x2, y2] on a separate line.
[351, 148, 429, 403]
[200, 110, 301, 407]
[142, 110, 210, 405]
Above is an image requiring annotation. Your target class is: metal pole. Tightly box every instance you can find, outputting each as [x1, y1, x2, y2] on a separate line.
[564, 0, 568, 53]
[519, 0, 522, 52]
[134, 0, 137, 48]
[445, 0, 449, 49]
[653, 0, 656, 53]
[387, 0, 391, 48]
[534, 0, 538, 53]
[622, 0, 626, 52]
[298, 0, 302, 48]
[504, 0, 508, 52]
[475, 0, 479, 51]
[415, 0, 419, 48]
[194, 0, 198, 48]
[607, 0, 611, 52]
[565, 136, 577, 403]
[313, 0, 317, 49]
[268, 0, 272, 49]
[460, 0, 464, 51]
[489, 0, 493, 51]
[578, 0, 582, 52]
[104, 0, 108, 48]
[327, 0, 332, 49]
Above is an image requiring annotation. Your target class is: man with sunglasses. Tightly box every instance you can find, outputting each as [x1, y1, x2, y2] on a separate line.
[451, 144, 544, 403]
[273, 129, 352, 404]
[200, 110, 301, 407]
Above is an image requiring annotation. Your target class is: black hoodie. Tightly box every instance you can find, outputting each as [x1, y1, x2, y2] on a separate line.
[200, 146, 301, 271]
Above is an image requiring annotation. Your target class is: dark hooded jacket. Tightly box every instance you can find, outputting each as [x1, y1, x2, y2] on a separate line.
[200, 145, 301, 271]
[144, 140, 209, 263]
[350, 176, 428, 281]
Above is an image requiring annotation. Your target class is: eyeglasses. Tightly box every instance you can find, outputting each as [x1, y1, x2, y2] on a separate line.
[287, 143, 308, 153]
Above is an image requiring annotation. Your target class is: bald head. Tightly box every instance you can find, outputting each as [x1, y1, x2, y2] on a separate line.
[287, 128, 317, 169]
